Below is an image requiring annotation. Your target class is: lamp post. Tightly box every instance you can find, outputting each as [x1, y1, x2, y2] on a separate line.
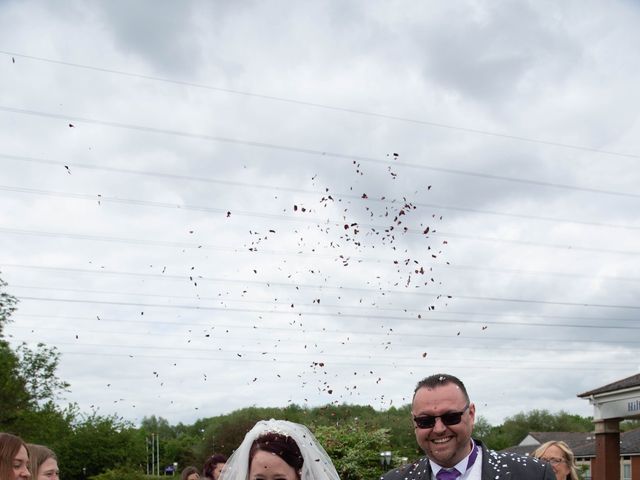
[379, 451, 392, 470]
[173, 462, 178, 476]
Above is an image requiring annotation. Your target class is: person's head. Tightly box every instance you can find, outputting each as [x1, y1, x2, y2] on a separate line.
[203, 454, 227, 480]
[26, 445, 58, 480]
[532, 441, 579, 480]
[411, 373, 475, 468]
[248, 432, 303, 480]
[0, 433, 30, 480]
[181, 466, 200, 480]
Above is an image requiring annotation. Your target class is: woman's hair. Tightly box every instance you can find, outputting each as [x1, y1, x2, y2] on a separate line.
[27, 444, 57, 479]
[203, 453, 228, 478]
[532, 440, 579, 480]
[249, 432, 304, 475]
[181, 466, 200, 480]
[0, 433, 29, 480]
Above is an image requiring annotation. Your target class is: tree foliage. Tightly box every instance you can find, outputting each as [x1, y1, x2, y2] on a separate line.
[0, 277, 71, 435]
[57, 413, 146, 480]
[16, 342, 70, 404]
[0, 274, 18, 337]
[314, 422, 391, 480]
[0, 340, 31, 427]
[480, 409, 594, 450]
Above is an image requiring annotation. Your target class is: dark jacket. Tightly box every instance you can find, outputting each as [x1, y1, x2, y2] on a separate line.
[381, 439, 555, 480]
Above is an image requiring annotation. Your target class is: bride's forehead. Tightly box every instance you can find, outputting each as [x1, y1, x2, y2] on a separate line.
[250, 451, 294, 470]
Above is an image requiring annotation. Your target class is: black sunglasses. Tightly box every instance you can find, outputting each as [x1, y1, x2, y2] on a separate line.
[413, 403, 470, 429]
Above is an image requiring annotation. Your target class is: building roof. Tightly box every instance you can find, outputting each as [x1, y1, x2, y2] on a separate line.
[502, 432, 595, 456]
[526, 432, 596, 449]
[622, 428, 640, 455]
[572, 428, 640, 457]
[502, 428, 640, 458]
[577, 373, 640, 398]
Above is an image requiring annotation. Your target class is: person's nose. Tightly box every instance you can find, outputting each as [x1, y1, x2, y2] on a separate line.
[432, 416, 447, 433]
[20, 466, 30, 479]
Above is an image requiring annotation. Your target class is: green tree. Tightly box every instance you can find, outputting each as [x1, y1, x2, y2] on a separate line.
[0, 274, 73, 436]
[58, 413, 146, 480]
[0, 273, 29, 428]
[0, 274, 19, 336]
[621, 419, 640, 432]
[375, 405, 419, 459]
[12, 402, 76, 448]
[471, 415, 493, 443]
[313, 421, 391, 480]
[0, 340, 31, 428]
[478, 409, 594, 450]
[140, 416, 202, 471]
[91, 466, 158, 480]
[16, 342, 70, 404]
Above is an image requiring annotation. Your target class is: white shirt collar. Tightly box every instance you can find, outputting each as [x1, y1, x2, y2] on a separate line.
[429, 440, 477, 478]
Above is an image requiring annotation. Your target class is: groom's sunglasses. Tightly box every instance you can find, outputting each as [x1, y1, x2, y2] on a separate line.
[413, 403, 469, 429]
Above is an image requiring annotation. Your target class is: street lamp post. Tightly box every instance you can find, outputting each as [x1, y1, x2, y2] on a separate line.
[379, 451, 392, 470]
[173, 462, 178, 476]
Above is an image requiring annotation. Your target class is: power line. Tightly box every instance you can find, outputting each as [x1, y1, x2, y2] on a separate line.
[9, 318, 636, 352]
[9, 284, 640, 323]
[1, 174, 639, 231]
[4, 263, 639, 309]
[5, 254, 640, 286]
[2, 218, 640, 258]
[2, 50, 639, 160]
[1, 105, 639, 199]
[8, 339, 633, 368]
[16, 294, 640, 318]
[7, 346, 631, 372]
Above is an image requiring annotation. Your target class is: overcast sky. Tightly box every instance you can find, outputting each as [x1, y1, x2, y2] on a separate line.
[0, 0, 639, 430]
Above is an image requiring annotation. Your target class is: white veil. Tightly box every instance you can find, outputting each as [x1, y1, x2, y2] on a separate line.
[219, 419, 340, 480]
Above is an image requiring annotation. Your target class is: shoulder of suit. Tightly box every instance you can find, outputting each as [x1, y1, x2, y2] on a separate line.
[381, 457, 430, 480]
[482, 446, 548, 474]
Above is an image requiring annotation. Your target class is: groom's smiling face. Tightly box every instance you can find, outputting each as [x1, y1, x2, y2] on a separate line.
[411, 383, 475, 468]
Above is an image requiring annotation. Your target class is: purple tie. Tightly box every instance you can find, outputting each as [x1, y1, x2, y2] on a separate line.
[434, 442, 478, 480]
[435, 469, 460, 480]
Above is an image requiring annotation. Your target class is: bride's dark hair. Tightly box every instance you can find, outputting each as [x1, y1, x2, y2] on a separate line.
[249, 432, 304, 473]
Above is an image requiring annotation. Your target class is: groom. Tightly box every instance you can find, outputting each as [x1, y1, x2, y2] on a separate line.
[382, 373, 555, 480]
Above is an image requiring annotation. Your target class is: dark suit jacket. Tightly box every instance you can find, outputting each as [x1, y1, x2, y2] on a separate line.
[381, 440, 555, 480]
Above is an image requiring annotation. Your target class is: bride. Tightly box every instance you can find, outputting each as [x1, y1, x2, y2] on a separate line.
[219, 419, 340, 480]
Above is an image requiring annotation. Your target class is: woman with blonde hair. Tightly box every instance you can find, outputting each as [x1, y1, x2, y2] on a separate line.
[532, 440, 579, 480]
[26, 444, 59, 480]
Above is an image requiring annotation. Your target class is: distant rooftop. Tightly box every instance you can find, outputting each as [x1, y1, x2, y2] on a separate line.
[502, 431, 595, 456]
[501, 428, 640, 458]
[578, 373, 640, 398]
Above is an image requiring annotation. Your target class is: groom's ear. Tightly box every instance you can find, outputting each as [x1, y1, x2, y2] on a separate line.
[468, 402, 476, 424]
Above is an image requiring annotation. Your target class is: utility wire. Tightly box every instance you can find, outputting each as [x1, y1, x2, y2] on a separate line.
[16, 294, 640, 316]
[8, 339, 633, 368]
[4, 263, 639, 309]
[5, 252, 640, 285]
[9, 320, 637, 352]
[1, 50, 639, 160]
[9, 285, 640, 323]
[1, 105, 638, 199]
[1, 176, 638, 231]
[12, 313, 640, 346]
[7, 346, 631, 372]
[2, 220, 639, 257]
